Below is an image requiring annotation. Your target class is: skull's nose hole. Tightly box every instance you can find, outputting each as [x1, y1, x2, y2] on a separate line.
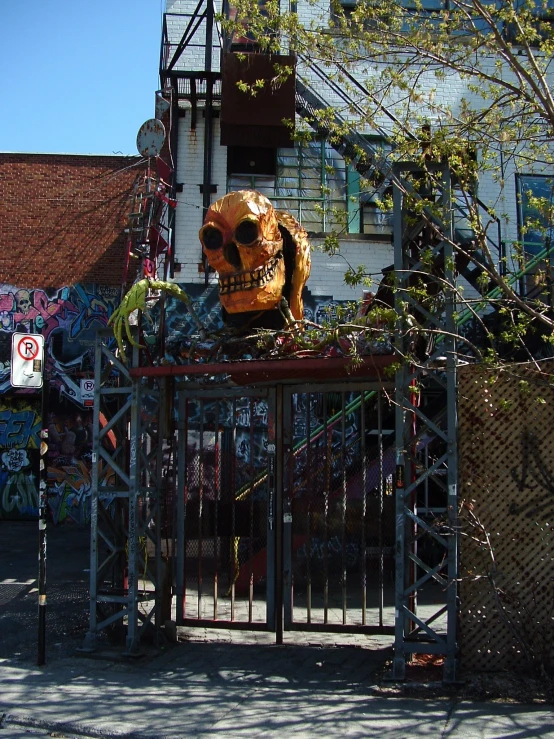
[234, 220, 259, 246]
[223, 241, 242, 268]
[201, 226, 224, 251]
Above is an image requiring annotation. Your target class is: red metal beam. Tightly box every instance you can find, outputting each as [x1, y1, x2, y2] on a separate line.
[129, 354, 397, 385]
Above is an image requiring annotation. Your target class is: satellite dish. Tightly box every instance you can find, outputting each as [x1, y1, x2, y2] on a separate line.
[136, 119, 166, 157]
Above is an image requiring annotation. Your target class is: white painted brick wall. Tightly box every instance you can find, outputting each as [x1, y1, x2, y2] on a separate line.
[174, 109, 226, 285]
[309, 239, 394, 300]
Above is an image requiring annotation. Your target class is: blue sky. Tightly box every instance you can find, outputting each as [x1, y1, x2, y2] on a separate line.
[0, 1, 163, 155]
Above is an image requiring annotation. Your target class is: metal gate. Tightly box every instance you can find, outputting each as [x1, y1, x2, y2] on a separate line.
[175, 387, 276, 630]
[175, 381, 395, 637]
[283, 384, 395, 634]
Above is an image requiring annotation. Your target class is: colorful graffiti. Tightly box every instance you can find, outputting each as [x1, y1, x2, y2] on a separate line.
[0, 447, 39, 517]
[162, 284, 344, 359]
[0, 281, 119, 522]
[0, 394, 96, 522]
[0, 404, 41, 449]
[0, 398, 41, 519]
[0, 282, 119, 403]
[0, 279, 359, 523]
[45, 410, 95, 525]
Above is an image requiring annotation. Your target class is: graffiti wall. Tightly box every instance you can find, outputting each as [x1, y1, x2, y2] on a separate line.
[0, 280, 354, 522]
[0, 282, 119, 522]
[162, 283, 345, 357]
[0, 282, 120, 402]
[0, 397, 41, 518]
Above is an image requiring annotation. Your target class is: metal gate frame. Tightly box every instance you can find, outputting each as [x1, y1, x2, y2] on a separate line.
[281, 382, 396, 636]
[85, 329, 458, 678]
[392, 163, 459, 682]
[84, 330, 167, 654]
[174, 384, 278, 632]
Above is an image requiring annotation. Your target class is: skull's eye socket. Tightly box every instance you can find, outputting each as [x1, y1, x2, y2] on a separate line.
[201, 226, 224, 251]
[234, 220, 259, 246]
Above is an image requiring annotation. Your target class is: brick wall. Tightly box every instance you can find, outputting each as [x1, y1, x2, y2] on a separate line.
[0, 153, 147, 289]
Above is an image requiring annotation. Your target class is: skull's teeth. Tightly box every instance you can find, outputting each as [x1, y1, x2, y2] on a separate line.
[219, 253, 282, 295]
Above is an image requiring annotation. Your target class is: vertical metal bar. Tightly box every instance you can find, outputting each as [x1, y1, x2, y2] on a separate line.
[393, 170, 408, 680]
[360, 391, 367, 627]
[282, 389, 292, 628]
[306, 393, 312, 624]
[378, 388, 384, 628]
[202, 0, 215, 279]
[408, 373, 418, 635]
[323, 393, 330, 624]
[155, 379, 166, 642]
[37, 362, 48, 666]
[266, 389, 277, 630]
[214, 399, 220, 620]
[203, 4, 214, 177]
[275, 384, 284, 644]
[248, 397, 255, 622]
[231, 397, 236, 621]
[176, 393, 186, 623]
[126, 376, 140, 654]
[443, 165, 459, 684]
[198, 399, 204, 619]
[341, 391, 347, 625]
[85, 332, 103, 649]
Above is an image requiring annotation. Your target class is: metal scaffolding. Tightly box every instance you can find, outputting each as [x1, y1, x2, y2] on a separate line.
[392, 163, 459, 682]
[82, 6, 464, 681]
[82, 330, 168, 654]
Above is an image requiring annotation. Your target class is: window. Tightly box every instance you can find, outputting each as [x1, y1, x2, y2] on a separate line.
[227, 137, 395, 234]
[504, 0, 554, 44]
[333, 0, 554, 42]
[333, 0, 450, 27]
[516, 174, 554, 257]
[228, 138, 352, 233]
[275, 140, 348, 232]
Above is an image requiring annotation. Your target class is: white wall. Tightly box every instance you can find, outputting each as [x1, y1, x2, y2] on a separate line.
[174, 111, 225, 285]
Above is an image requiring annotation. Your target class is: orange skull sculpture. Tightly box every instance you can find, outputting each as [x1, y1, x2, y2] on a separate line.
[199, 190, 311, 327]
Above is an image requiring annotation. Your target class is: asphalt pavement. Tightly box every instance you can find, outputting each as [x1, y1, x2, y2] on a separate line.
[1, 521, 553, 738]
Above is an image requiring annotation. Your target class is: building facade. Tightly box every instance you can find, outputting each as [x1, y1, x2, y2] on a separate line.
[159, 0, 554, 321]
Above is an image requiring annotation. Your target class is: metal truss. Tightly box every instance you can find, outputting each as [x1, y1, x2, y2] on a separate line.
[392, 163, 459, 682]
[83, 330, 167, 654]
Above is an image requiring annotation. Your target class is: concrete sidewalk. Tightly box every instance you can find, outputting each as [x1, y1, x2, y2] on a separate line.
[1, 634, 553, 739]
[1, 522, 553, 738]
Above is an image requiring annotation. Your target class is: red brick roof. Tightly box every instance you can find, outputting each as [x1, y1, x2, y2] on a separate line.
[0, 153, 147, 288]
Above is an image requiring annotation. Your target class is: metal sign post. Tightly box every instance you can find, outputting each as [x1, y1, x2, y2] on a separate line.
[10, 332, 48, 665]
[37, 372, 48, 666]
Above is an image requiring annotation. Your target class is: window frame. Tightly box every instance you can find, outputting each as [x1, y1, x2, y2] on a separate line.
[516, 173, 554, 258]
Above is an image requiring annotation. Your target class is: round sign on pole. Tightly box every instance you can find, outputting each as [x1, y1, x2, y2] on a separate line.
[17, 335, 40, 361]
[136, 119, 166, 157]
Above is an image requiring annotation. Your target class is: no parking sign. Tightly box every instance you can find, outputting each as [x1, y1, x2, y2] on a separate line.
[80, 379, 95, 407]
[10, 333, 45, 388]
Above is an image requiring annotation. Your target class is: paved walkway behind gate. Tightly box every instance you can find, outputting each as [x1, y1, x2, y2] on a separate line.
[1, 521, 553, 738]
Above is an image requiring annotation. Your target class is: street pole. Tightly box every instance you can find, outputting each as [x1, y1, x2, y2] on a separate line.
[37, 361, 48, 666]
